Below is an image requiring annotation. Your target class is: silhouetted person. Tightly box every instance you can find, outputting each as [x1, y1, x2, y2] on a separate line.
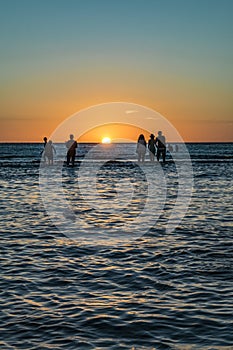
[148, 134, 156, 162]
[155, 131, 166, 163]
[41, 136, 48, 162]
[44, 140, 56, 165]
[136, 134, 146, 163]
[175, 144, 179, 152]
[66, 134, 77, 166]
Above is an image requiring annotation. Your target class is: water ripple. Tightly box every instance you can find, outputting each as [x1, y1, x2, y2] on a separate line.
[0, 144, 233, 349]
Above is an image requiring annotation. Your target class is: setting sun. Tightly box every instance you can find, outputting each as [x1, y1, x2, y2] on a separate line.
[102, 137, 111, 144]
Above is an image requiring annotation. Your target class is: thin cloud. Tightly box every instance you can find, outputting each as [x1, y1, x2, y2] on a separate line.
[125, 110, 138, 114]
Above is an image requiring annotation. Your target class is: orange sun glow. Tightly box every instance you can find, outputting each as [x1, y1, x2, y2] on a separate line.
[101, 137, 111, 144]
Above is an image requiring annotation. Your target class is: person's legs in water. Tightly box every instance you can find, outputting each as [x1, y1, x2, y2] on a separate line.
[157, 148, 161, 161]
[142, 153, 145, 163]
[162, 149, 166, 163]
[66, 152, 70, 166]
[71, 151, 75, 167]
[138, 153, 141, 162]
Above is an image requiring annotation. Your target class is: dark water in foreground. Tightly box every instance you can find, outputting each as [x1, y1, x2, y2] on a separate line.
[0, 143, 233, 349]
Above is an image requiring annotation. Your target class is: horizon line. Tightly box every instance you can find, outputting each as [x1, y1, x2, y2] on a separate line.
[0, 141, 233, 144]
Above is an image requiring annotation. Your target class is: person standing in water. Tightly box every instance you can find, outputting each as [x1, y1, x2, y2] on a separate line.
[44, 140, 56, 165]
[148, 134, 156, 162]
[66, 134, 77, 167]
[41, 136, 48, 162]
[155, 131, 166, 163]
[43, 137, 48, 147]
[136, 134, 147, 163]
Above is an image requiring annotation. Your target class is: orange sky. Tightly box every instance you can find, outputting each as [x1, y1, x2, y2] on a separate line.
[1, 83, 232, 142]
[78, 124, 151, 143]
[1, 101, 232, 143]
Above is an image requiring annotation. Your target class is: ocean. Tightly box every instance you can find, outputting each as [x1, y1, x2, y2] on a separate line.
[0, 142, 232, 349]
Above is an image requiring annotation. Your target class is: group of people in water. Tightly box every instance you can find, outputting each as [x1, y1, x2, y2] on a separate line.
[42, 134, 77, 166]
[137, 131, 179, 163]
[42, 130, 176, 166]
[137, 131, 167, 163]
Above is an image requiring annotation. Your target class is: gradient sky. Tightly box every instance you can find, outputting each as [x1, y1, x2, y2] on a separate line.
[1, 0, 232, 142]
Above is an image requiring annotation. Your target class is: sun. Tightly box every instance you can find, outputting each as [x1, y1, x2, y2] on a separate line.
[102, 137, 111, 144]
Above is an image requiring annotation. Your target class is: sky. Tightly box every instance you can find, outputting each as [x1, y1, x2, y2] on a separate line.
[0, 0, 232, 142]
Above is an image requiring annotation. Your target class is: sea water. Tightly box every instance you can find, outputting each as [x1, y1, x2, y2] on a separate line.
[0, 143, 232, 349]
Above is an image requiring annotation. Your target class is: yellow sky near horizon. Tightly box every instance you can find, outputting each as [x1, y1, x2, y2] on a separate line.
[1, 94, 232, 142]
[1, 60, 232, 142]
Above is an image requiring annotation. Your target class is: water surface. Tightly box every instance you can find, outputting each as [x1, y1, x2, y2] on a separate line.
[0, 143, 232, 349]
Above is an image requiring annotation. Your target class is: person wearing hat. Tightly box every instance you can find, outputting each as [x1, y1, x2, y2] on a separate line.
[148, 134, 156, 162]
[155, 131, 166, 163]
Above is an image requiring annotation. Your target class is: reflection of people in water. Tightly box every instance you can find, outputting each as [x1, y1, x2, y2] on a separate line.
[155, 131, 166, 163]
[66, 134, 77, 167]
[136, 134, 146, 163]
[44, 140, 56, 165]
[148, 134, 156, 162]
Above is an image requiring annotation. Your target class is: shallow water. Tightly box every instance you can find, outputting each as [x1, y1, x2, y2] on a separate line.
[0, 143, 233, 349]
